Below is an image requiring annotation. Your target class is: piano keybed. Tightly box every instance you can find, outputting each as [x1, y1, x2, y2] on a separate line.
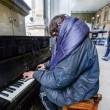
[0, 78, 35, 102]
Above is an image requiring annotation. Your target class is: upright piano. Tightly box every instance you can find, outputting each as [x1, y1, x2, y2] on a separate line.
[0, 36, 51, 110]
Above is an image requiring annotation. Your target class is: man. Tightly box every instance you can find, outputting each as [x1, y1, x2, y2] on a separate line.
[102, 30, 110, 61]
[23, 14, 99, 110]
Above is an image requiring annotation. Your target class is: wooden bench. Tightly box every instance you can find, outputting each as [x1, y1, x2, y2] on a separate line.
[63, 94, 102, 110]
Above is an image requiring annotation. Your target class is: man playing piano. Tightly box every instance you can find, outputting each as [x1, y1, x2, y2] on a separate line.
[23, 14, 100, 110]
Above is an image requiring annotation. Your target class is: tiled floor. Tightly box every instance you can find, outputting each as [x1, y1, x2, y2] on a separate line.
[97, 46, 110, 110]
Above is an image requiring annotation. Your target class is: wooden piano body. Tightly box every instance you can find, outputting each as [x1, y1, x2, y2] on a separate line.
[0, 36, 51, 110]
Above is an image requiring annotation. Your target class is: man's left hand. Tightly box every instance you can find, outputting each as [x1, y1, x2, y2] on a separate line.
[23, 71, 34, 80]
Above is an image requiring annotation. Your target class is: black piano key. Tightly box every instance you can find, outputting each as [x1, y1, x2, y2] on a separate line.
[5, 89, 13, 93]
[14, 82, 22, 86]
[24, 79, 28, 81]
[19, 79, 25, 82]
[13, 84, 20, 88]
[17, 81, 24, 84]
[20, 78, 27, 82]
[16, 82, 24, 85]
[8, 87, 16, 91]
[0, 92, 9, 97]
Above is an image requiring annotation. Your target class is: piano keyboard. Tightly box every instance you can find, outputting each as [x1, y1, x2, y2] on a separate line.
[0, 78, 35, 102]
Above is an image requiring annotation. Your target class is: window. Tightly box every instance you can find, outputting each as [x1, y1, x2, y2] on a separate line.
[96, 15, 100, 24]
[104, 11, 109, 21]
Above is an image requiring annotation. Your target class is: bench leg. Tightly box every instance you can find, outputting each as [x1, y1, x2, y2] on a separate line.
[63, 107, 68, 110]
[93, 102, 100, 110]
[93, 94, 102, 110]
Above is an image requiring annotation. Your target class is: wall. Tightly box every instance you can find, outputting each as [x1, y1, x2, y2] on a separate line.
[0, 3, 26, 36]
[26, 0, 45, 36]
[71, 13, 95, 23]
[59, 0, 71, 15]
[0, 3, 13, 35]
[94, 3, 110, 37]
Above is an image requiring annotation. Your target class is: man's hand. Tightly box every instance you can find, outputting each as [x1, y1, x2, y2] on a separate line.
[37, 64, 45, 70]
[23, 71, 34, 80]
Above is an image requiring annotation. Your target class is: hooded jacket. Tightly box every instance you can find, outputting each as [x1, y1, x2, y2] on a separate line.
[33, 17, 99, 106]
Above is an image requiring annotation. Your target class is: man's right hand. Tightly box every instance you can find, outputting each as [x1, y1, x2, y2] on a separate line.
[37, 64, 45, 70]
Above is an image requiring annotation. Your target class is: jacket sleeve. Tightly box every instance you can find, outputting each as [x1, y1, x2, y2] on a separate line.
[33, 46, 88, 89]
[44, 61, 50, 69]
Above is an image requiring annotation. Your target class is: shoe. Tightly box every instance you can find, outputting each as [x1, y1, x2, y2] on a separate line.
[102, 56, 108, 61]
[102, 56, 106, 57]
[101, 57, 106, 60]
[102, 58, 108, 61]
[102, 53, 110, 61]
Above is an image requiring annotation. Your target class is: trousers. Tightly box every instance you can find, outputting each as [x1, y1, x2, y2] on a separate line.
[40, 87, 58, 110]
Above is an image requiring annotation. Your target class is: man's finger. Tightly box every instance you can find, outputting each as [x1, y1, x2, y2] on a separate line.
[23, 72, 27, 75]
[24, 77, 29, 81]
[23, 75, 28, 78]
[37, 65, 41, 68]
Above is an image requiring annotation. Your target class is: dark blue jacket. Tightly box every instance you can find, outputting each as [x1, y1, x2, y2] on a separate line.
[33, 37, 99, 106]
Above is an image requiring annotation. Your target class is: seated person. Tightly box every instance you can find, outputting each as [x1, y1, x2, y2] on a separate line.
[23, 14, 100, 110]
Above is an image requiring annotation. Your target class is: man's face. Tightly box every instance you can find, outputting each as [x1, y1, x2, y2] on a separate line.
[51, 32, 58, 37]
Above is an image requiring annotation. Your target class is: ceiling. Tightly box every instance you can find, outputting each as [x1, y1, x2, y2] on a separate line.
[71, 0, 110, 12]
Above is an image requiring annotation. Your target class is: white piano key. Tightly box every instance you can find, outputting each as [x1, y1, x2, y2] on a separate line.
[0, 94, 12, 101]
[2, 91, 15, 98]
[2, 91, 12, 95]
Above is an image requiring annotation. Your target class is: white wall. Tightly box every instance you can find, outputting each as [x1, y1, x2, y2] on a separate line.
[50, 0, 59, 19]
[49, 0, 71, 18]
[59, 0, 71, 15]
[71, 0, 110, 12]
